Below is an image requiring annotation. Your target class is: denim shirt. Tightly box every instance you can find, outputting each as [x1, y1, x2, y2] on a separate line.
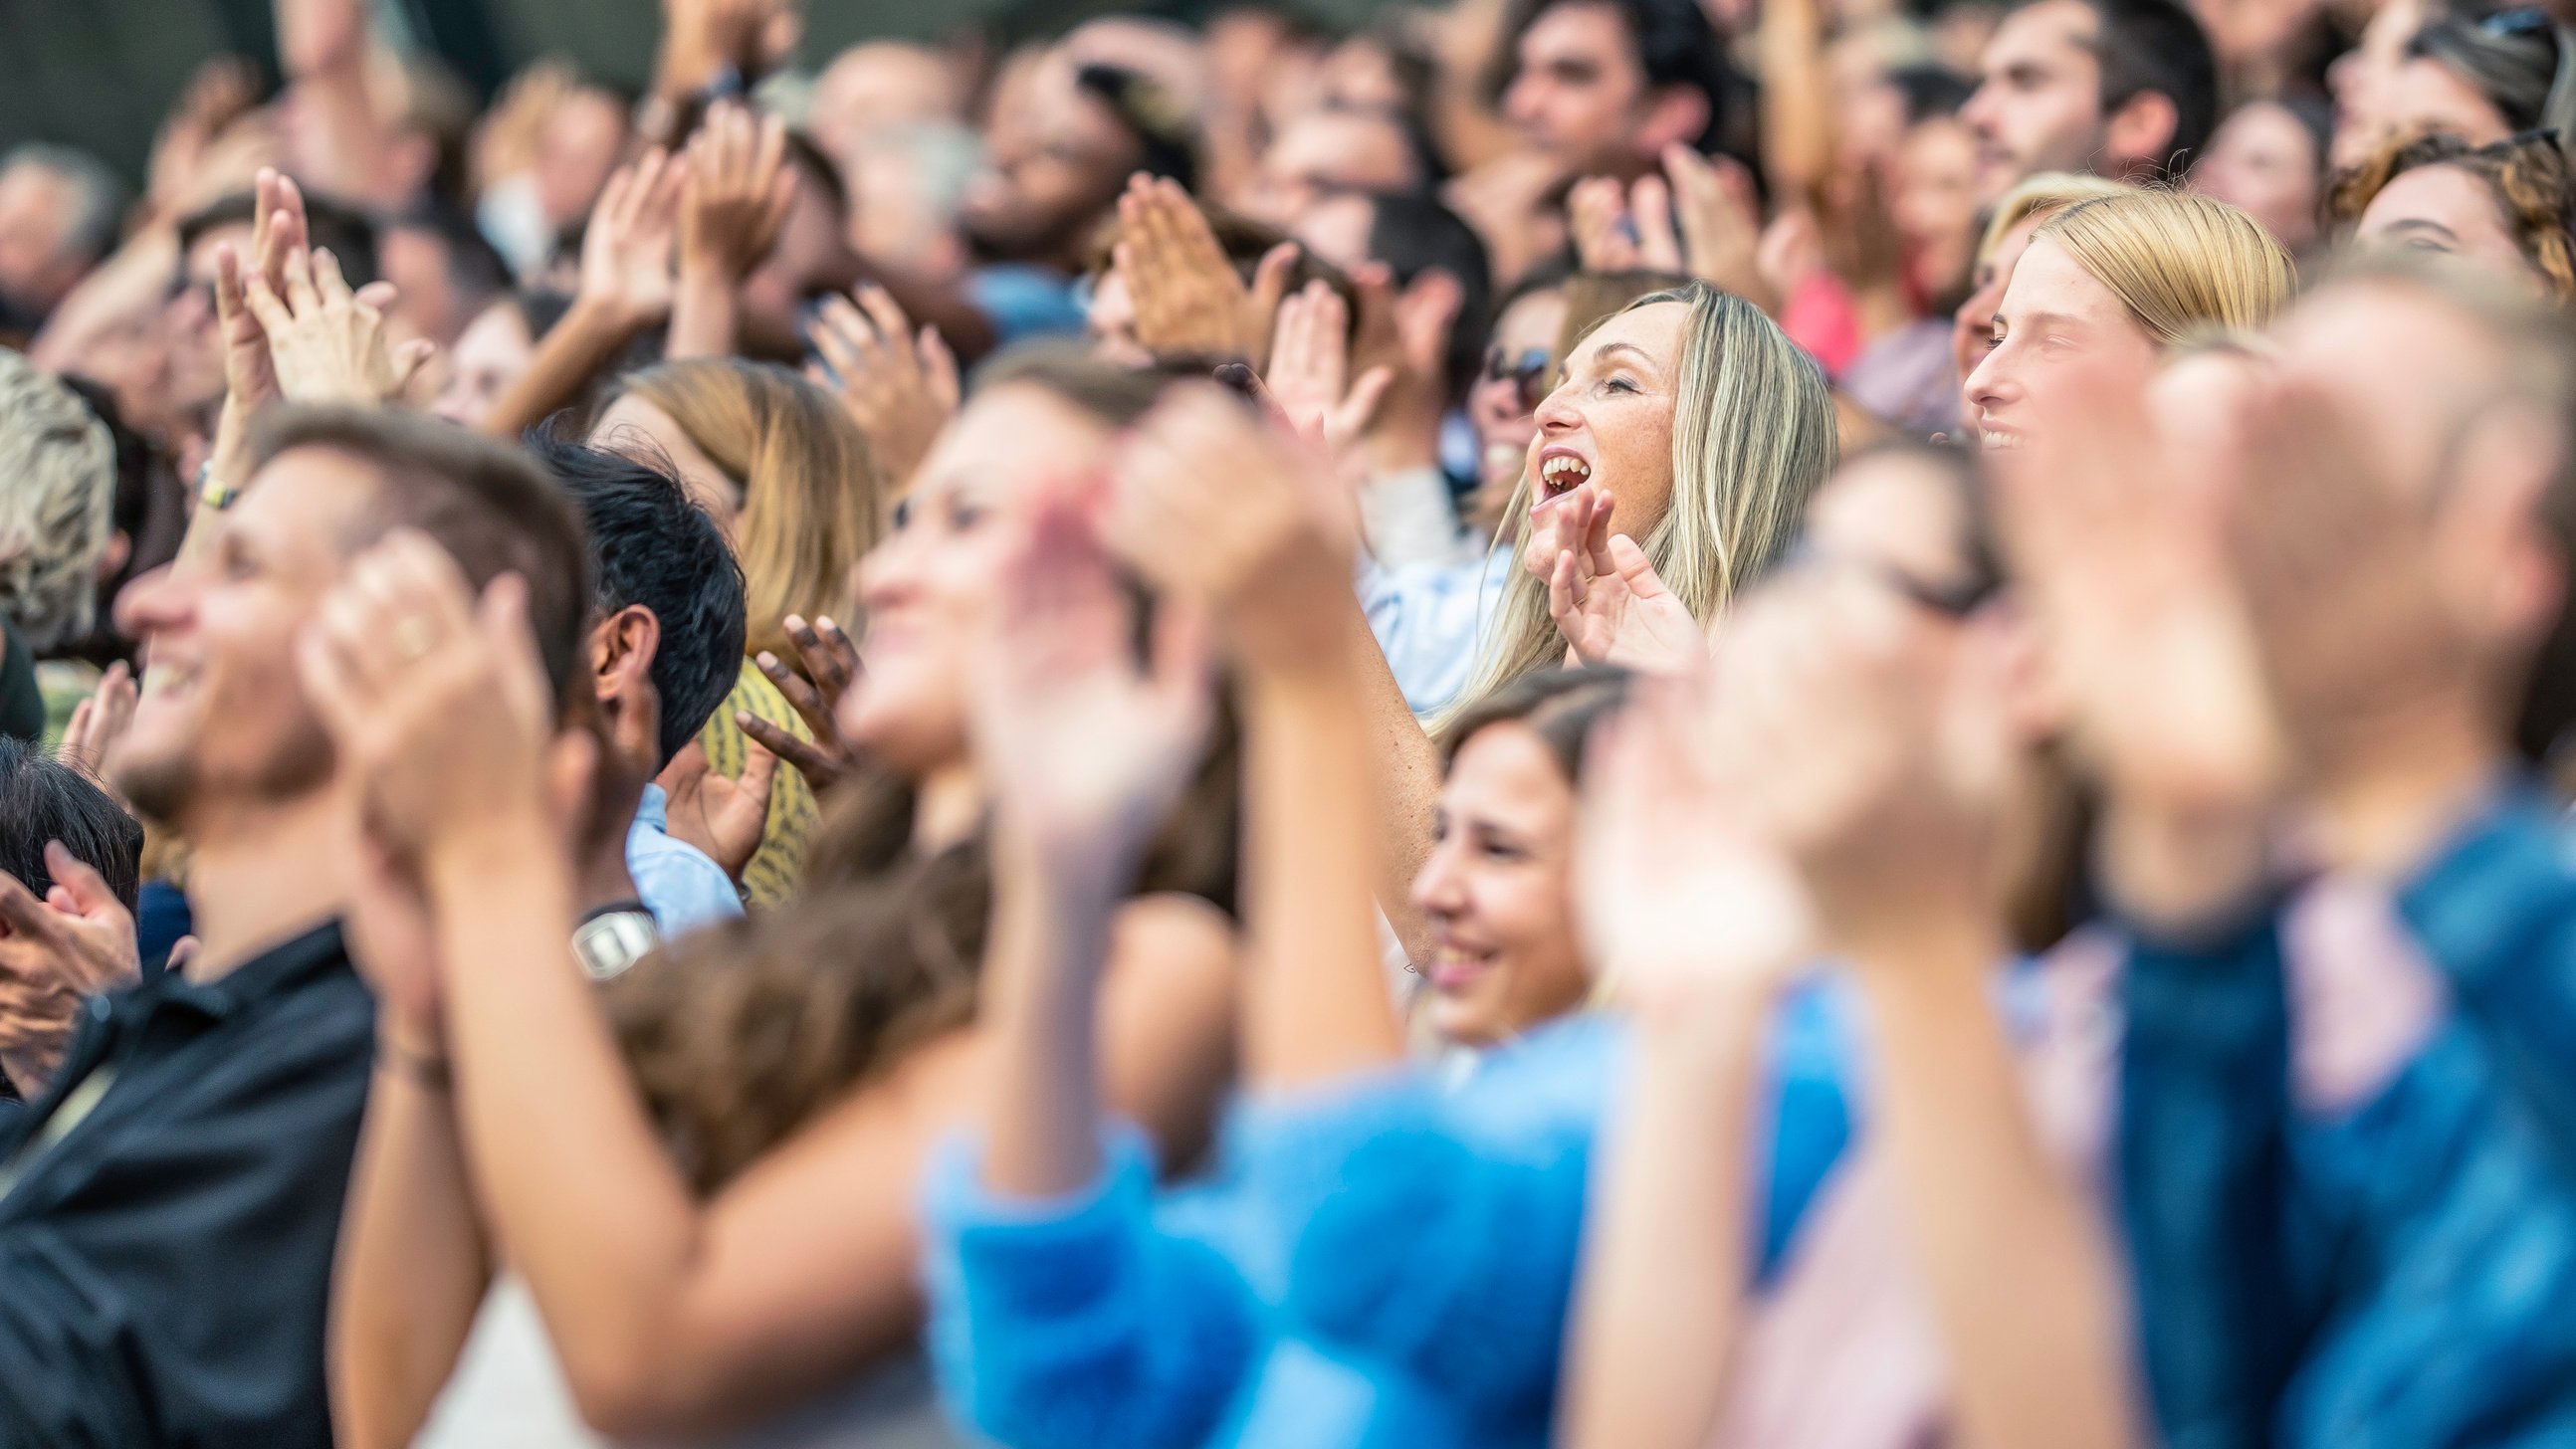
[0, 921, 373, 1448]
[2120, 784, 2576, 1449]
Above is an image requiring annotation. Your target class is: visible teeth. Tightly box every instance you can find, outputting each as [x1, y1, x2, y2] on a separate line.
[1541, 456, 1591, 483]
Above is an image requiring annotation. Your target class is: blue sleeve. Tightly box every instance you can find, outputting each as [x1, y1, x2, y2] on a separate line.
[923, 1127, 1259, 1449]
[966, 267, 1090, 344]
[1236, 1038, 1607, 1431]
[2117, 904, 2309, 1449]
[2392, 787, 2576, 1174]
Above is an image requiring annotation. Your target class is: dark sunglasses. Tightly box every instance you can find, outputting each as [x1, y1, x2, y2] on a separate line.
[1781, 538, 2000, 619]
[1481, 345, 1556, 412]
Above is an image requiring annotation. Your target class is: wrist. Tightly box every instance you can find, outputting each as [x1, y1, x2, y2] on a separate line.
[567, 290, 655, 339]
[421, 812, 567, 907]
[1842, 911, 2007, 995]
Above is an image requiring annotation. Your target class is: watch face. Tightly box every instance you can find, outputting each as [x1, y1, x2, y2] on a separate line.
[574, 912, 661, 982]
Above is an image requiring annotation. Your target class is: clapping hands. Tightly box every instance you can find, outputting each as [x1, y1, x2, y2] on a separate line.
[1115, 174, 1298, 364]
[1528, 485, 1704, 675]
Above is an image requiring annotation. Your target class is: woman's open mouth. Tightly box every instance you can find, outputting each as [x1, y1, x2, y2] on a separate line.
[1536, 449, 1594, 504]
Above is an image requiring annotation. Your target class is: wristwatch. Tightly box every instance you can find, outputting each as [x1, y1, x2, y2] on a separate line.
[571, 903, 661, 982]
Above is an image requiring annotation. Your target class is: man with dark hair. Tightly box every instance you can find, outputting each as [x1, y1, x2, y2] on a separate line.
[1243, 104, 1445, 228]
[0, 404, 591, 1447]
[1960, 0, 2218, 201]
[1494, 0, 1740, 180]
[377, 202, 512, 350]
[167, 187, 383, 424]
[0, 737, 142, 1106]
[530, 436, 751, 941]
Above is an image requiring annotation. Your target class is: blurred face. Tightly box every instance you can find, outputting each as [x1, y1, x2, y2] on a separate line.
[1801, 452, 1982, 603]
[842, 385, 1108, 775]
[1952, 213, 2045, 403]
[2193, 102, 2323, 256]
[1290, 192, 1379, 273]
[0, 164, 84, 315]
[1964, 233, 2159, 449]
[2383, 57, 2512, 149]
[1961, 0, 2107, 202]
[2329, 0, 2427, 168]
[536, 89, 628, 232]
[1503, 1, 1652, 170]
[809, 43, 963, 162]
[1085, 269, 1153, 367]
[1528, 300, 1687, 541]
[961, 60, 1139, 264]
[378, 225, 464, 348]
[1470, 288, 1572, 523]
[2356, 163, 2541, 291]
[112, 447, 375, 827]
[1411, 721, 1588, 1047]
[742, 164, 855, 343]
[1243, 109, 1418, 226]
[434, 300, 535, 428]
[1892, 116, 1984, 300]
[168, 221, 253, 414]
[590, 393, 744, 533]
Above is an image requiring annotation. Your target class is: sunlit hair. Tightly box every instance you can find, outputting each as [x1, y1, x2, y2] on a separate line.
[2034, 190, 2296, 346]
[1975, 172, 2137, 265]
[0, 351, 111, 653]
[2328, 129, 2576, 300]
[609, 358, 885, 666]
[1447, 280, 1837, 723]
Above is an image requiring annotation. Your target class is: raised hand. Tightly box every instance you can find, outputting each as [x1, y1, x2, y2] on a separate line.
[1115, 174, 1298, 363]
[57, 661, 137, 796]
[296, 532, 580, 875]
[1107, 383, 1355, 669]
[656, 738, 777, 881]
[1567, 174, 1685, 275]
[211, 167, 313, 420]
[576, 147, 688, 333]
[1660, 145, 1775, 313]
[804, 286, 961, 491]
[1993, 353, 2283, 924]
[1261, 280, 1395, 454]
[680, 102, 794, 286]
[1711, 571, 2013, 963]
[247, 246, 435, 406]
[0, 844, 145, 1095]
[1579, 673, 1814, 1010]
[972, 478, 1214, 867]
[1535, 485, 1705, 674]
[147, 58, 260, 223]
[735, 612, 864, 792]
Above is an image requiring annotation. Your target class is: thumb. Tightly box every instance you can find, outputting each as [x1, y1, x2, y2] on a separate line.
[41, 843, 121, 923]
[165, 935, 201, 975]
[737, 735, 779, 800]
[1249, 242, 1299, 315]
[393, 338, 438, 394]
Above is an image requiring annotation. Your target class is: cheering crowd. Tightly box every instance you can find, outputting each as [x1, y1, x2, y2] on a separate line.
[2, 0, 2575, 1442]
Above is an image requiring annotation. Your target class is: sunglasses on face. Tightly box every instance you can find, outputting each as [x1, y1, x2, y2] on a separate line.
[1481, 345, 1555, 413]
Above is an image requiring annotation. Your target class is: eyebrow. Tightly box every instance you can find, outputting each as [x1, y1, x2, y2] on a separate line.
[2002, 309, 2091, 332]
[1590, 341, 1661, 370]
[2380, 219, 2464, 245]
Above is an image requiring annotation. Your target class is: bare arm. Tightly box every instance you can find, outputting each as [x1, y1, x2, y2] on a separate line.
[1756, 0, 1835, 206]
[274, 0, 406, 207]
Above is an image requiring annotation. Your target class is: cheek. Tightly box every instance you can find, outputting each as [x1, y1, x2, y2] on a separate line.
[1603, 405, 1677, 539]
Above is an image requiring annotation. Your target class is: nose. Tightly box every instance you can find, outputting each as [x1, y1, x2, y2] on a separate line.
[1409, 835, 1470, 919]
[112, 560, 186, 641]
[1532, 384, 1583, 435]
[1959, 84, 1999, 139]
[1963, 338, 2018, 411]
[853, 528, 925, 613]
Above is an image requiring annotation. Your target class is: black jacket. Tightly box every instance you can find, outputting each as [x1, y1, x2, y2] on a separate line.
[0, 921, 372, 1447]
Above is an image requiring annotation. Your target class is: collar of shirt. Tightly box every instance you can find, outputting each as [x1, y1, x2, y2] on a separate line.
[635, 782, 670, 832]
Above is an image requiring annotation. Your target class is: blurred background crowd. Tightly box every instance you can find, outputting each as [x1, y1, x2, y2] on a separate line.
[1, 0, 2575, 1445]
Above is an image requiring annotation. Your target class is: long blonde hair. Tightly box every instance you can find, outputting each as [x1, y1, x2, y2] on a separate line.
[2035, 191, 2296, 345]
[1449, 280, 1837, 718]
[614, 359, 885, 664]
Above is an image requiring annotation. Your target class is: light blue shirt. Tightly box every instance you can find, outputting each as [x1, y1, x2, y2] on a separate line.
[626, 784, 744, 936]
[1362, 547, 1514, 718]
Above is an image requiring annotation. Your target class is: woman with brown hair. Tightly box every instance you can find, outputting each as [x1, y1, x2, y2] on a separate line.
[588, 357, 886, 905]
[2334, 129, 2576, 301]
[325, 351, 1244, 1449]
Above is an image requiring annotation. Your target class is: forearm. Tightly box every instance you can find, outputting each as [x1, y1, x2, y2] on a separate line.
[667, 273, 739, 360]
[979, 841, 1122, 1199]
[1758, 0, 1834, 201]
[1560, 996, 1769, 1449]
[1239, 645, 1408, 1087]
[429, 830, 708, 1421]
[480, 298, 646, 440]
[329, 1067, 496, 1449]
[1857, 925, 2137, 1449]
[1342, 593, 1443, 962]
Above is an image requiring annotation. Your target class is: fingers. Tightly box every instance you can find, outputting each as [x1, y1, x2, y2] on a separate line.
[1608, 533, 1668, 597]
[165, 936, 200, 975]
[1334, 365, 1395, 444]
[0, 873, 67, 956]
[40, 843, 122, 923]
[1583, 490, 1618, 572]
[393, 338, 438, 395]
[213, 244, 251, 335]
[240, 271, 295, 344]
[753, 649, 836, 737]
[1247, 241, 1300, 338]
[312, 246, 354, 309]
[736, 734, 780, 801]
[1548, 548, 1588, 628]
[920, 326, 960, 409]
[352, 281, 399, 313]
[852, 285, 915, 364]
[282, 236, 321, 317]
[736, 709, 843, 787]
[1630, 174, 1682, 273]
[782, 614, 858, 704]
